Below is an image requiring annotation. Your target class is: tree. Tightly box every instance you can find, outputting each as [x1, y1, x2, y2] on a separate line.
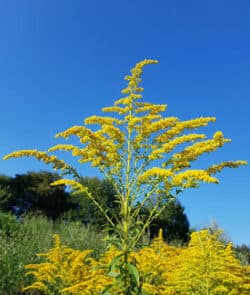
[235, 244, 250, 266]
[1, 171, 190, 242]
[0, 174, 12, 210]
[149, 199, 189, 243]
[65, 176, 118, 227]
[4, 59, 247, 294]
[0, 171, 74, 219]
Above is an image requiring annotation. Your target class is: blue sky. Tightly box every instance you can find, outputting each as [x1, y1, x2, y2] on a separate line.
[0, 0, 249, 245]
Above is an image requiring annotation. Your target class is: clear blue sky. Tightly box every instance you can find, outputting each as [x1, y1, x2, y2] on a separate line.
[0, 0, 249, 245]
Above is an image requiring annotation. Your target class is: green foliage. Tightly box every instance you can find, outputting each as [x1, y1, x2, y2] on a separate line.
[0, 171, 74, 219]
[64, 176, 118, 227]
[0, 213, 53, 294]
[1, 171, 190, 245]
[235, 244, 250, 266]
[0, 210, 19, 235]
[53, 219, 106, 257]
[65, 177, 190, 244]
[0, 212, 106, 295]
[0, 174, 12, 209]
[147, 199, 190, 243]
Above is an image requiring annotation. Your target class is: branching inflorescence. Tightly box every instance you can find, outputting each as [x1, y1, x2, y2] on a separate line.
[4, 59, 247, 294]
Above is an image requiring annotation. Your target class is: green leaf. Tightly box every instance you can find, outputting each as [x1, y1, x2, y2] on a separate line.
[141, 288, 151, 295]
[92, 264, 107, 271]
[109, 253, 123, 270]
[127, 263, 140, 286]
[101, 284, 113, 295]
[106, 270, 119, 278]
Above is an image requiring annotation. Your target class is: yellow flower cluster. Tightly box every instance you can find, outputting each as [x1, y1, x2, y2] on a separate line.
[127, 114, 162, 131]
[84, 116, 123, 126]
[149, 133, 206, 160]
[135, 103, 167, 115]
[3, 150, 69, 170]
[121, 59, 158, 95]
[3, 60, 248, 294]
[207, 160, 248, 174]
[55, 126, 88, 139]
[155, 117, 216, 143]
[23, 230, 250, 295]
[138, 167, 219, 188]
[48, 144, 88, 160]
[138, 167, 174, 182]
[172, 131, 231, 170]
[102, 60, 158, 115]
[52, 119, 123, 168]
[135, 117, 178, 141]
[99, 124, 125, 144]
[172, 170, 219, 188]
[166, 230, 250, 295]
[50, 179, 87, 193]
[102, 106, 130, 115]
[114, 93, 142, 106]
[23, 235, 113, 295]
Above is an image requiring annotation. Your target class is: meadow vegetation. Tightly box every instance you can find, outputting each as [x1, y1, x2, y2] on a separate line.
[0, 209, 249, 294]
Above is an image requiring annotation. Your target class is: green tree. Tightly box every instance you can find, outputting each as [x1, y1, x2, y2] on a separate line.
[0, 171, 74, 219]
[149, 199, 189, 243]
[64, 176, 118, 227]
[0, 175, 11, 210]
[235, 244, 250, 266]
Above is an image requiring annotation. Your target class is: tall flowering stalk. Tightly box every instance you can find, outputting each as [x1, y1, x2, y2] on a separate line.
[4, 59, 247, 294]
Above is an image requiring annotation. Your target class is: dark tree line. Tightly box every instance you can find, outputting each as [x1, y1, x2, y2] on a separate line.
[0, 171, 190, 243]
[0, 172, 74, 219]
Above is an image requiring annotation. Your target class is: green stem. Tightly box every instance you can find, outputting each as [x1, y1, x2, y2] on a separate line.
[84, 190, 115, 228]
[132, 194, 170, 248]
[122, 105, 134, 293]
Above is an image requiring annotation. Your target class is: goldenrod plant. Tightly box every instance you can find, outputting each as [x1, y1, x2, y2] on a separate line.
[23, 230, 250, 294]
[4, 59, 247, 294]
[23, 234, 113, 295]
[163, 229, 250, 295]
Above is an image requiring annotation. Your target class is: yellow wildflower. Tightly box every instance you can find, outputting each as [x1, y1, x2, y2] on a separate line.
[100, 125, 125, 144]
[156, 117, 216, 142]
[172, 170, 218, 187]
[171, 131, 231, 170]
[3, 150, 69, 170]
[207, 160, 248, 174]
[84, 115, 123, 126]
[50, 179, 88, 194]
[55, 125, 88, 139]
[135, 103, 167, 115]
[138, 167, 174, 182]
[149, 133, 206, 160]
[102, 105, 129, 114]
